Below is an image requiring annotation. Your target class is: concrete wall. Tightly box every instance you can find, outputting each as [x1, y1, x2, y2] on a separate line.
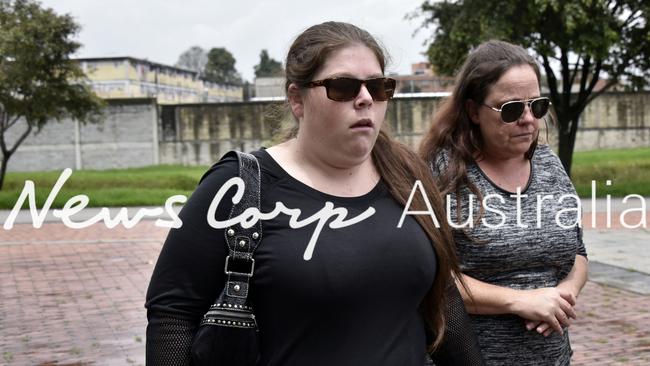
[254, 77, 285, 98]
[7, 99, 159, 172]
[158, 102, 283, 166]
[387, 92, 649, 152]
[572, 92, 649, 151]
[385, 96, 444, 148]
[157, 97, 447, 166]
[8, 92, 649, 171]
[159, 92, 649, 166]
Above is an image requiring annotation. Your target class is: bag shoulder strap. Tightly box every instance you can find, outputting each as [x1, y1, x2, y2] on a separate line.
[222, 150, 262, 300]
[201, 150, 262, 329]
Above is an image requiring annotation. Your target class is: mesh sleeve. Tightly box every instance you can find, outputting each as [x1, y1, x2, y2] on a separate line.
[429, 284, 485, 366]
[146, 312, 198, 366]
[145, 157, 240, 365]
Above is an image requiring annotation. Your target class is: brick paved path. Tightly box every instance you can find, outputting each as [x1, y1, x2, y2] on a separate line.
[571, 282, 650, 365]
[1, 223, 166, 366]
[1, 221, 649, 365]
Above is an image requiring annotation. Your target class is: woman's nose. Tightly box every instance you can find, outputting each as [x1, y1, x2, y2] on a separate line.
[354, 84, 373, 108]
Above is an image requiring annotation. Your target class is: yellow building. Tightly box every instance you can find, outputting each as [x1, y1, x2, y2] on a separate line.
[77, 57, 242, 104]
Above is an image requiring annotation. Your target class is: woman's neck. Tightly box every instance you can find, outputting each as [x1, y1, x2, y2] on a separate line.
[476, 153, 531, 193]
[267, 139, 380, 197]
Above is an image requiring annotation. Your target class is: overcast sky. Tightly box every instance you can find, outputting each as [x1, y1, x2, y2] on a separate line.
[39, 0, 434, 82]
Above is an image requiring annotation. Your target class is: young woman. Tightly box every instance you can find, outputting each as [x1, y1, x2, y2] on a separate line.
[146, 21, 483, 365]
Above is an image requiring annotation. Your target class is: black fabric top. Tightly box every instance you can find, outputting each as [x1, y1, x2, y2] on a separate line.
[146, 149, 483, 366]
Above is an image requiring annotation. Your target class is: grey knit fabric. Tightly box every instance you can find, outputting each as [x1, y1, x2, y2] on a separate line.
[431, 144, 587, 366]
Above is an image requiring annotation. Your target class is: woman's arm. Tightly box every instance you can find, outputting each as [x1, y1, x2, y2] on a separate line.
[456, 274, 576, 335]
[430, 283, 485, 365]
[145, 157, 239, 364]
[557, 254, 588, 300]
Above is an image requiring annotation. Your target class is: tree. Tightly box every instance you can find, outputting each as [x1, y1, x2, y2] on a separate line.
[175, 46, 208, 75]
[412, 0, 649, 175]
[254, 49, 284, 78]
[0, 0, 104, 189]
[204, 47, 242, 85]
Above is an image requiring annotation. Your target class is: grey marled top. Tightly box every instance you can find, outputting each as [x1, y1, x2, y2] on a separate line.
[431, 144, 587, 366]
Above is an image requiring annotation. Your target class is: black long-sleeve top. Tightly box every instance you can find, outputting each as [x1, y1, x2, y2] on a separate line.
[146, 149, 483, 365]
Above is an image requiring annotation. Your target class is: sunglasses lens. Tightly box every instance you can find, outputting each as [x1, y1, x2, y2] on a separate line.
[365, 78, 396, 101]
[381, 78, 396, 100]
[501, 102, 525, 123]
[319, 77, 396, 102]
[326, 78, 361, 101]
[531, 98, 550, 118]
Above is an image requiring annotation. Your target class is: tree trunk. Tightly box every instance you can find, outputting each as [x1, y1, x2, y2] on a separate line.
[557, 130, 573, 177]
[0, 153, 10, 191]
[556, 116, 580, 177]
[0, 118, 32, 191]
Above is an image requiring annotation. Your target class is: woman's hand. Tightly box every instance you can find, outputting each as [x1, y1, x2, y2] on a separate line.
[524, 319, 565, 337]
[522, 255, 589, 337]
[509, 287, 576, 335]
[523, 286, 576, 337]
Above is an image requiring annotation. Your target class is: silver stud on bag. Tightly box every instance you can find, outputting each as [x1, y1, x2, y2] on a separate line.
[252, 232, 259, 240]
[233, 285, 241, 292]
[227, 229, 235, 236]
[238, 240, 246, 248]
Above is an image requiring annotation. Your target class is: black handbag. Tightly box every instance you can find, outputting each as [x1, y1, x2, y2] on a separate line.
[191, 151, 262, 366]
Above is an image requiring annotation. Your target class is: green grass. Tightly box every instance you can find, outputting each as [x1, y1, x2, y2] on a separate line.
[1, 165, 208, 209]
[571, 147, 650, 197]
[0, 148, 648, 209]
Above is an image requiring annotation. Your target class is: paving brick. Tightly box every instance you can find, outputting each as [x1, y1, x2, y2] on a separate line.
[1, 220, 649, 364]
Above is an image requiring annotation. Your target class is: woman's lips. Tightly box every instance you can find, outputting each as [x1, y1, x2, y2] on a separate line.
[350, 119, 374, 129]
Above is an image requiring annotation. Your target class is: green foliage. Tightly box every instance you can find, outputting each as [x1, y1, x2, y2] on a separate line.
[204, 47, 242, 85]
[254, 49, 284, 78]
[0, 0, 104, 189]
[415, 0, 648, 82]
[0, 0, 104, 128]
[412, 0, 649, 175]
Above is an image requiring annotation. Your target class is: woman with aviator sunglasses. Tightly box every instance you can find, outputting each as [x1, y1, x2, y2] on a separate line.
[146, 21, 484, 365]
[419, 40, 588, 366]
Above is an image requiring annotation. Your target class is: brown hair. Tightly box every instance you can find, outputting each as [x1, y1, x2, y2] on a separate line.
[419, 40, 542, 199]
[283, 21, 460, 350]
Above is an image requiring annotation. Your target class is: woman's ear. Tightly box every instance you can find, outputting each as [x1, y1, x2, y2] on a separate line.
[287, 84, 304, 119]
[466, 99, 480, 124]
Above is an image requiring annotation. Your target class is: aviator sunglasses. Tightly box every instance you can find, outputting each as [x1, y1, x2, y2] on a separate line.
[305, 77, 397, 102]
[483, 97, 551, 123]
